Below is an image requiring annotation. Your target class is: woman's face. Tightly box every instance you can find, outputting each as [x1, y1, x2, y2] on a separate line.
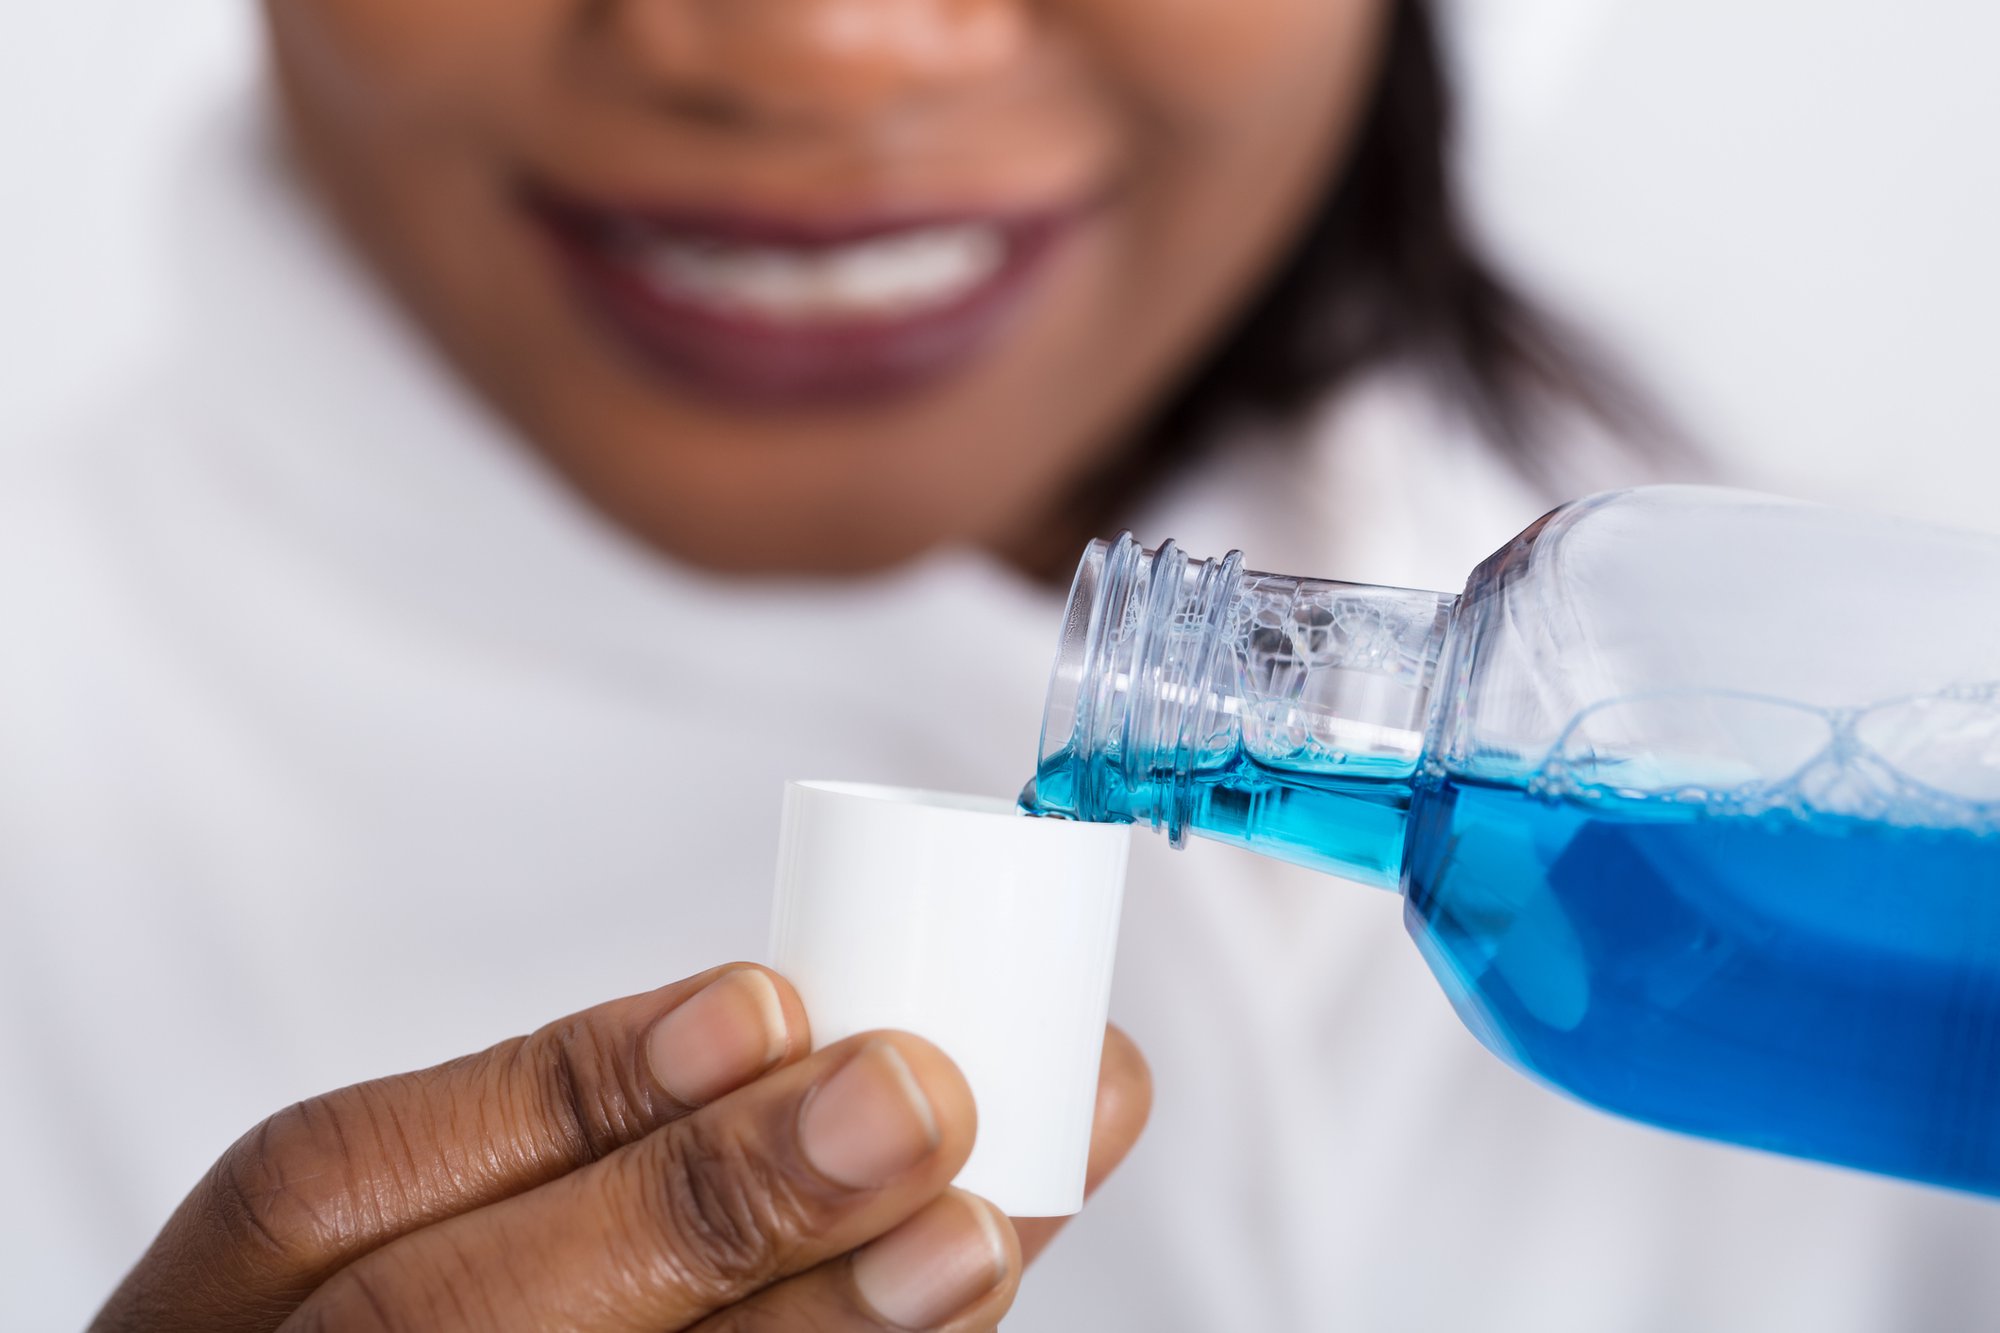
[266, 0, 1391, 573]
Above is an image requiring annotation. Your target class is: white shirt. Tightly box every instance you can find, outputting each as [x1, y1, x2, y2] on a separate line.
[6, 95, 2000, 1333]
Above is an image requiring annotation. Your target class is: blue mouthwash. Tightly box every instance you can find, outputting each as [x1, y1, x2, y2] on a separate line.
[1024, 487, 2000, 1196]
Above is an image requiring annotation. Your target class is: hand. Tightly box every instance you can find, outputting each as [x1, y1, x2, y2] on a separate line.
[92, 964, 1150, 1332]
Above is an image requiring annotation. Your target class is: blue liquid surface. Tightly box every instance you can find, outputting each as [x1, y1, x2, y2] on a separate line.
[1028, 749, 2000, 1195]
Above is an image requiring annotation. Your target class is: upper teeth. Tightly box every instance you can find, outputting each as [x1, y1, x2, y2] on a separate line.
[629, 224, 1006, 322]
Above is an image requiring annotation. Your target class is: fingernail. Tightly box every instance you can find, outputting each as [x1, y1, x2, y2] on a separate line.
[853, 1193, 1010, 1330]
[799, 1040, 940, 1189]
[646, 969, 790, 1106]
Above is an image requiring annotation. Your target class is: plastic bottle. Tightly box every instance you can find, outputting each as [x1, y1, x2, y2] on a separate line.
[1023, 485, 2000, 1195]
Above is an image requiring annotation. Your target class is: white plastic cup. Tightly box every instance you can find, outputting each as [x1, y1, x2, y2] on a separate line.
[768, 780, 1130, 1217]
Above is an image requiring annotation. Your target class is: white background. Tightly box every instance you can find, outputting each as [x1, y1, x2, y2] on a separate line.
[3, 1, 1996, 534]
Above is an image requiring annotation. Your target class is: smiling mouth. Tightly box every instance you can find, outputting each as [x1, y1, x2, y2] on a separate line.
[527, 190, 1085, 407]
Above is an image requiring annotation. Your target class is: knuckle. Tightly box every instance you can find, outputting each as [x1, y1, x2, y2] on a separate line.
[206, 1076, 466, 1272]
[207, 1100, 364, 1266]
[643, 1115, 816, 1303]
[507, 1016, 654, 1164]
[210, 1075, 472, 1271]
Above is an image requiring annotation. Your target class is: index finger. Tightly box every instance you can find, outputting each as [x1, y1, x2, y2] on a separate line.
[92, 964, 808, 1333]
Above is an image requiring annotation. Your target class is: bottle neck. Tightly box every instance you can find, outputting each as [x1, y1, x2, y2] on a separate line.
[1025, 534, 1457, 888]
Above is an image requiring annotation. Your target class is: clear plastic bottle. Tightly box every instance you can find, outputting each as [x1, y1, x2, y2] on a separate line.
[1024, 485, 2000, 1195]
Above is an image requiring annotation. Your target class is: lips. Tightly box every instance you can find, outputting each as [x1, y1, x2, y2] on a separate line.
[527, 189, 1080, 407]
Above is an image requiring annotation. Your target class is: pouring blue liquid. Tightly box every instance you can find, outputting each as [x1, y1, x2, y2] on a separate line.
[1028, 491, 2000, 1197]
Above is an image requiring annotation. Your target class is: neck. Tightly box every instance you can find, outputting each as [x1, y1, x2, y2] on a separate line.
[1026, 533, 1458, 888]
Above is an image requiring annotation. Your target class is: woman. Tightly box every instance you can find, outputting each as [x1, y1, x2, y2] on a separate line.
[9, 1, 2000, 1329]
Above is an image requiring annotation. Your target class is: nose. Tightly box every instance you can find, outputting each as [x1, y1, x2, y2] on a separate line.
[599, 0, 1030, 126]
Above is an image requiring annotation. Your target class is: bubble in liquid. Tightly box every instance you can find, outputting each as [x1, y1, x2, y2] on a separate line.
[1857, 692, 2000, 804]
[1535, 685, 2000, 833]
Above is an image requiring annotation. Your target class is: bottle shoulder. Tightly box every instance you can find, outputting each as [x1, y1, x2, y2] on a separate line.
[1436, 486, 2000, 827]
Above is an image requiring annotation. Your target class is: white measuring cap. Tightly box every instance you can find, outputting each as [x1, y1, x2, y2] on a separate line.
[769, 780, 1130, 1217]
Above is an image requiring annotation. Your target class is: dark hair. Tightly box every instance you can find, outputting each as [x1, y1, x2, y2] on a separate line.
[1065, 0, 1675, 542]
